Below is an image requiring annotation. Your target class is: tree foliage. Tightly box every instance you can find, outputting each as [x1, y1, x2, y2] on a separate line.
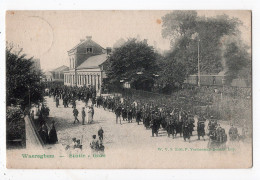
[106, 39, 159, 91]
[224, 41, 251, 85]
[6, 45, 44, 110]
[160, 11, 241, 87]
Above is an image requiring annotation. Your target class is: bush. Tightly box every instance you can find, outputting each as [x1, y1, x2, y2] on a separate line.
[6, 106, 26, 148]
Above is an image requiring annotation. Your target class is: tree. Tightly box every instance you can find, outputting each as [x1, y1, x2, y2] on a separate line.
[161, 11, 241, 87]
[224, 41, 251, 85]
[106, 39, 159, 91]
[6, 45, 44, 110]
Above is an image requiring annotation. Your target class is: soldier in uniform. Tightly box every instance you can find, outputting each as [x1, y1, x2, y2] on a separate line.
[122, 107, 127, 121]
[229, 124, 238, 141]
[187, 113, 195, 136]
[73, 107, 79, 124]
[216, 124, 222, 142]
[115, 104, 122, 124]
[55, 96, 59, 108]
[98, 127, 104, 142]
[151, 111, 159, 137]
[182, 120, 190, 142]
[81, 107, 86, 125]
[127, 106, 133, 123]
[166, 113, 175, 138]
[136, 108, 142, 125]
[197, 117, 205, 140]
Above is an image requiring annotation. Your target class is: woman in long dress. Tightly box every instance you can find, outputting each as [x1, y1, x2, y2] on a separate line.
[87, 106, 93, 123]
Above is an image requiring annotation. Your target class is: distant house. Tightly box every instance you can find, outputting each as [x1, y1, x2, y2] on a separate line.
[50, 65, 69, 82]
[64, 36, 111, 94]
[43, 71, 53, 82]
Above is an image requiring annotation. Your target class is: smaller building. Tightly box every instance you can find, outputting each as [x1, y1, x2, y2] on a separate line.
[50, 65, 69, 82]
[43, 65, 69, 82]
[43, 71, 53, 82]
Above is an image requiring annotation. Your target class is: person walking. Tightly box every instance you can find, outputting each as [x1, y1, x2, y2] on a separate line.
[73, 107, 79, 124]
[82, 107, 86, 125]
[98, 127, 104, 142]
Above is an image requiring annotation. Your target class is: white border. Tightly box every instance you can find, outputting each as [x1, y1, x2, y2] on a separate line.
[0, 0, 259, 179]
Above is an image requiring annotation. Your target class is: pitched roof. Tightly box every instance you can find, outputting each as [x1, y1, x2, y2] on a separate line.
[68, 39, 105, 52]
[77, 54, 107, 69]
[51, 65, 69, 72]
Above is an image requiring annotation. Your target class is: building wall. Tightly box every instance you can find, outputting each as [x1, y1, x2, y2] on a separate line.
[64, 69, 103, 95]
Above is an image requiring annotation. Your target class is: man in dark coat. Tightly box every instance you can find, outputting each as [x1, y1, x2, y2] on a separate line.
[73, 107, 79, 124]
[182, 120, 190, 142]
[82, 107, 86, 125]
[151, 112, 159, 137]
[98, 127, 104, 142]
[197, 119, 205, 140]
[55, 96, 59, 108]
[115, 105, 122, 124]
[229, 124, 238, 141]
[127, 107, 133, 123]
[136, 108, 142, 125]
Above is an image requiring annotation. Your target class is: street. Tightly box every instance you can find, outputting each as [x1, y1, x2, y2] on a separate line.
[44, 96, 249, 154]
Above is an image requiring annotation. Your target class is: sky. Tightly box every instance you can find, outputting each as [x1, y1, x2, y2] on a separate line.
[6, 10, 251, 71]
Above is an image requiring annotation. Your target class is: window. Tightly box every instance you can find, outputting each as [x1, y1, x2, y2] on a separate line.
[87, 48, 92, 53]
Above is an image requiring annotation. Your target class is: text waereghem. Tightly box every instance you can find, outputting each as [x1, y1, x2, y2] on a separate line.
[22, 154, 54, 159]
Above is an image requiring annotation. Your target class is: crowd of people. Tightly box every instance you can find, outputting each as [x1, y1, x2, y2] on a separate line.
[44, 83, 250, 149]
[97, 95, 224, 143]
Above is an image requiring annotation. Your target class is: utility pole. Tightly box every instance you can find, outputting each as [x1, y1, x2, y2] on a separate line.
[198, 39, 201, 87]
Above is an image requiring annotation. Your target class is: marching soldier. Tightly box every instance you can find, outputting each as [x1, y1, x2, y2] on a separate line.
[73, 107, 79, 124]
[166, 113, 175, 138]
[81, 107, 86, 125]
[127, 106, 133, 123]
[229, 124, 238, 141]
[55, 96, 59, 108]
[197, 117, 205, 140]
[136, 108, 142, 125]
[182, 120, 190, 142]
[115, 104, 122, 124]
[122, 106, 127, 121]
[98, 127, 104, 142]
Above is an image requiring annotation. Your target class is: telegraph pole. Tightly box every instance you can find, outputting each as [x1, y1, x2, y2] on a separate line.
[198, 39, 201, 87]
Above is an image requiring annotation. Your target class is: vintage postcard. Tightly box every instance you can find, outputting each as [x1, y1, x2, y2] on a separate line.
[6, 10, 252, 168]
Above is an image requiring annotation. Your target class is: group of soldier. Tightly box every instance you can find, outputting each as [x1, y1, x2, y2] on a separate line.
[95, 95, 209, 142]
[45, 84, 244, 146]
[48, 85, 97, 108]
[95, 95, 245, 145]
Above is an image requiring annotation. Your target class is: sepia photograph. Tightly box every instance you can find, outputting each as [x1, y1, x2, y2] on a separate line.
[5, 10, 252, 169]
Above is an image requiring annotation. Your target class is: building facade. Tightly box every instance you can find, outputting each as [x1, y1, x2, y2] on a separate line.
[64, 36, 110, 94]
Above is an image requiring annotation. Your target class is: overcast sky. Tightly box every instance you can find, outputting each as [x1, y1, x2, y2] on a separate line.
[6, 10, 251, 71]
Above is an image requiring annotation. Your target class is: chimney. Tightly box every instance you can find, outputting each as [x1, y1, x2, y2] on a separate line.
[86, 36, 92, 40]
[106, 47, 112, 55]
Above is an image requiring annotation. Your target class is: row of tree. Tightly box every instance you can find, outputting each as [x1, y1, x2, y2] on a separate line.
[106, 11, 251, 93]
[6, 44, 44, 110]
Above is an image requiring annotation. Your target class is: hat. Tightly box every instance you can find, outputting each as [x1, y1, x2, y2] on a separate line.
[72, 138, 76, 141]
[92, 135, 96, 139]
